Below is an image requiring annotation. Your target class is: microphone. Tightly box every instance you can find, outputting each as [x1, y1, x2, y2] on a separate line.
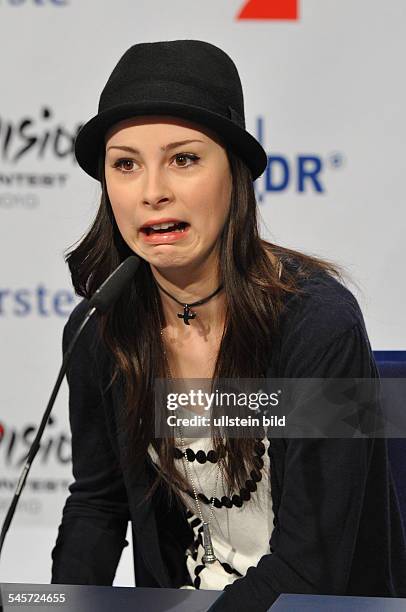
[0, 255, 140, 560]
[88, 255, 140, 313]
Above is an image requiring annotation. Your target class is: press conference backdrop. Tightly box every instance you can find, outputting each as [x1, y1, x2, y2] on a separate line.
[0, 0, 404, 585]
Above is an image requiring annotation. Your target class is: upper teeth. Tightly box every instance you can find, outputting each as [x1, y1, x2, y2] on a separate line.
[149, 222, 178, 230]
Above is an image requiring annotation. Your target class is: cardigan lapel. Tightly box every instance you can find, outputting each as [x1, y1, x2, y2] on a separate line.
[124, 463, 171, 587]
[112, 388, 171, 588]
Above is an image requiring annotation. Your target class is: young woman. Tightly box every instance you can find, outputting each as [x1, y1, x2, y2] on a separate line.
[51, 40, 406, 611]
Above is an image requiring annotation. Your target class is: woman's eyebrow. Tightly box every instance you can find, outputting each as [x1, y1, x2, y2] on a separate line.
[107, 139, 205, 154]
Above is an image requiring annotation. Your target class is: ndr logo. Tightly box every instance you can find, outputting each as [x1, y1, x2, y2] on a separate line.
[0, 0, 68, 5]
[255, 117, 345, 201]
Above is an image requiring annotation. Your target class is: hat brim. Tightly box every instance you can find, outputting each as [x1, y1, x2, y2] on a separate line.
[74, 101, 268, 181]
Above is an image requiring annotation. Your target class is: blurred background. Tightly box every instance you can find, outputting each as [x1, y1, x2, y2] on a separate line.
[0, 0, 404, 585]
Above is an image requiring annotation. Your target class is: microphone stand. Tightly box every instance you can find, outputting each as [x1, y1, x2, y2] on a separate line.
[0, 254, 139, 572]
[0, 306, 96, 560]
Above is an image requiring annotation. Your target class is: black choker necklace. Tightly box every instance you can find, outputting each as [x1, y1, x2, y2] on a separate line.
[155, 280, 223, 325]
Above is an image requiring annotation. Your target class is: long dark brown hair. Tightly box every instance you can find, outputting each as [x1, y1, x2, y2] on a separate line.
[66, 148, 341, 502]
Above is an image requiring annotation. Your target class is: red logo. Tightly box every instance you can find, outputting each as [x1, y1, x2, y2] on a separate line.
[237, 0, 299, 20]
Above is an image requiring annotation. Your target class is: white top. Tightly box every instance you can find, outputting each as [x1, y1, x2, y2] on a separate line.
[148, 260, 282, 589]
[148, 434, 274, 590]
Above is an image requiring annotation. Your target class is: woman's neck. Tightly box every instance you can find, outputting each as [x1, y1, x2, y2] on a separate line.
[151, 264, 226, 338]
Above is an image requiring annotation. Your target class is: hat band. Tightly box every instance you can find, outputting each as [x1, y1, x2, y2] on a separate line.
[99, 79, 245, 129]
[227, 105, 245, 128]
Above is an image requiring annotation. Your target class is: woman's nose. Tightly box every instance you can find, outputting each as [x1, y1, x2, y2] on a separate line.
[141, 167, 173, 208]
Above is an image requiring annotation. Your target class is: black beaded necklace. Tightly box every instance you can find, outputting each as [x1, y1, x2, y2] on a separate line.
[155, 279, 223, 325]
[174, 439, 266, 509]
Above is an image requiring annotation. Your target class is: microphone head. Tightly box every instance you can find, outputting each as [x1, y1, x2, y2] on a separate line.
[88, 255, 140, 313]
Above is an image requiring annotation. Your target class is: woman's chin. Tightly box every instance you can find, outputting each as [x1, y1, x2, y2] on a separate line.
[149, 257, 190, 272]
[127, 244, 179, 267]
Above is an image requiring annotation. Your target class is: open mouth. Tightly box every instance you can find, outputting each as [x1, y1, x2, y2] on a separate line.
[141, 221, 189, 236]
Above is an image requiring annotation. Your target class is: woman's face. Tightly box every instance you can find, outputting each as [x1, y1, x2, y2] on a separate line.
[104, 116, 232, 276]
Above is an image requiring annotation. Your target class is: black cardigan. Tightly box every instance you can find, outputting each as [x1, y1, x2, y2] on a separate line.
[51, 269, 406, 611]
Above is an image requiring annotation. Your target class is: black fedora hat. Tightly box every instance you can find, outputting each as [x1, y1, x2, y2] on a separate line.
[74, 39, 268, 181]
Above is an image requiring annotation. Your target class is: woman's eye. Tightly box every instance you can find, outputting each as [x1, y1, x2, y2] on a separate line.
[112, 154, 200, 173]
[173, 153, 200, 168]
[114, 159, 136, 172]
